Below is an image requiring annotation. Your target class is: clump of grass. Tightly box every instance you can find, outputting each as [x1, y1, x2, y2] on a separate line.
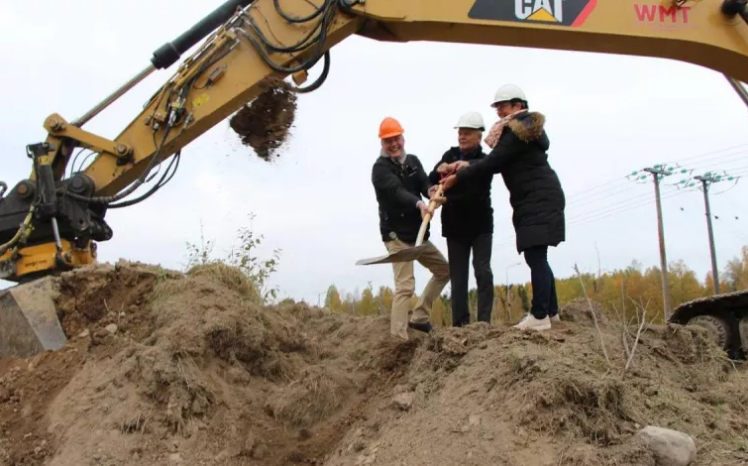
[187, 262, 261, 304]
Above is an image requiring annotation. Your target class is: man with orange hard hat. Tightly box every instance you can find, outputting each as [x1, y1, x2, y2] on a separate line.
[371, 116, 450, 340]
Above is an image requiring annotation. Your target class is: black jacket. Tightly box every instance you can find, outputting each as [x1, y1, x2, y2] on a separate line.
[371, 154, 431, 244]
[455, 111, 565, 253]
[428, 146, 493, 240]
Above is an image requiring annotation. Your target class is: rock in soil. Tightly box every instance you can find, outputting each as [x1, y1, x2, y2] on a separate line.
[638, 426, 697, 466]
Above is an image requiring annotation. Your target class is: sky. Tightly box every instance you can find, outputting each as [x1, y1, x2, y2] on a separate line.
[2, 0, 748, 305]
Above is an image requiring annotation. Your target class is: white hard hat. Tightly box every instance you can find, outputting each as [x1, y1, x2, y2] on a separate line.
[491, 84, 527, 107]
[454, 111, 485, 130]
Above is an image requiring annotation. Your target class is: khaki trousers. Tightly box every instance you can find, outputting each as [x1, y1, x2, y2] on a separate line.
[384, 239, 450, 340]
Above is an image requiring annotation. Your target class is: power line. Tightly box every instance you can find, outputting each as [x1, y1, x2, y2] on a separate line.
[660, 141, 748, 167]
[492, 146, 748, 253]
[491, 186, 687, 250]
[560, 143, 748, 210]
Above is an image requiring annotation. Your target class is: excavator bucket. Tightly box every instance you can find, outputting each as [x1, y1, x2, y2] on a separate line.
[0, 277, 67, 358]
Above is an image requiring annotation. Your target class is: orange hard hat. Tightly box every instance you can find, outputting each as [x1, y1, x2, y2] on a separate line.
[379, 117, 404, 139]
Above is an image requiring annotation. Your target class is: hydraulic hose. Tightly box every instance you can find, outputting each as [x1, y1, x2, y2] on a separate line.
[151, 0, 255, 70]
[0, 207, 35, 256]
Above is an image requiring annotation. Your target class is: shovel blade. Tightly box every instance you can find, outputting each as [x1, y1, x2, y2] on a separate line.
[355, 244, 430, 265]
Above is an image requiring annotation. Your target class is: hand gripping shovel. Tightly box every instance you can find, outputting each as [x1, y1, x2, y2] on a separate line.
[356, 184, 444, 266]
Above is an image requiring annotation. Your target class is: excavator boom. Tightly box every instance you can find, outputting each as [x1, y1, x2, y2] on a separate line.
[23, 0, 748, 197]
[2, 0, 748, 357]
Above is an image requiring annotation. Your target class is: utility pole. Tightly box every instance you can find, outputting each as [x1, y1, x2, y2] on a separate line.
[696, 175, 720, 294]
[646, 166, 671, 319]
[688, 171, 736, 295]
[629, 164, 679, 319]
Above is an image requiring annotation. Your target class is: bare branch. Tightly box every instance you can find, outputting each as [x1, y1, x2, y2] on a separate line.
[612, 303, 632, 360]
[574, 264, 611, 367]
[625, 307, 647, 372]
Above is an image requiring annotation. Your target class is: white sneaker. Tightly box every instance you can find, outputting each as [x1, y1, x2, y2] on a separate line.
[513, 314, 552, 331]
[550, 314, 560, 323]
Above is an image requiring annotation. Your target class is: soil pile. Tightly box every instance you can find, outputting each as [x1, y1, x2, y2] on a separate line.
[1, 262, 748, 466]
[324, 314, 748, 466]
[229, 79, 297, 162]
[0, 261, 401, 466]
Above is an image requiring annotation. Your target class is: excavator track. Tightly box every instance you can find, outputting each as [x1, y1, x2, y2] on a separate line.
[0, 277, 67, 358]
[670, 290, 748, 359]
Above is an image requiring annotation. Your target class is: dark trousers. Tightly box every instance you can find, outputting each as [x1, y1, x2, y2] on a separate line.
[523, 245, 559, 319]
[447, 233, 494, 326]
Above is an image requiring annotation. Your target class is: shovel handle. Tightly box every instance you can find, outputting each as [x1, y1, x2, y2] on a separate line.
[415, 184, 444, 247]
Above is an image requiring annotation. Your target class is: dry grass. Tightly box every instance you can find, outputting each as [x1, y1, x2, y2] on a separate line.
[186, 262, 261, 304]
[266, 365, 354, 429]
[498, 344, 634, 445]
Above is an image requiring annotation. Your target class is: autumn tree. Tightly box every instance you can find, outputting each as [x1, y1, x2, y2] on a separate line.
[322, 244, 748, 323]
[325, 284, 342, 312]
[723, 245, 748, 292]
[358, 284, 377, 316]
[375, 286, 394, 315]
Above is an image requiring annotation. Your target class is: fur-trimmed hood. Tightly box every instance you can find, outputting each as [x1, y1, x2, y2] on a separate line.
[506, 111, 546, 143]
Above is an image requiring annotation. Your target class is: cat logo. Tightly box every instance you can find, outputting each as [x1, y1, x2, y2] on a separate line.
[516, 0, 565, 23]
[468, 0, 597, 28]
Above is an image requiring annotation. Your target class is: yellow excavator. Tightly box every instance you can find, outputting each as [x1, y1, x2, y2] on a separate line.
[2, 0, 748, 359]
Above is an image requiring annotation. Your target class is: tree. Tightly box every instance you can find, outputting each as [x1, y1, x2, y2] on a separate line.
[185, 213, 281, 304]
[375, 286, 393, 315]
[517, 284, 530, 314]
[225, 213, 281, 303]
[723, 246, 748, 292]
[314, 245, 748, 323]
[667, 260, 706, 307]
[325, 284, 342, 312]
[358, 284, 376, 315]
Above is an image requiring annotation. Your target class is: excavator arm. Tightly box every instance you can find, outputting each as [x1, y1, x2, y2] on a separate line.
[3, 0, 748, 284]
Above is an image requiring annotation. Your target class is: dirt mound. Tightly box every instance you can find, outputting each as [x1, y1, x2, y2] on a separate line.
[229, 79, 297, 162]
[559, 297, 608, 324]
[2, 267, 748, 466]
[324, 304, 748, 466]
[0, 261, 407, 466]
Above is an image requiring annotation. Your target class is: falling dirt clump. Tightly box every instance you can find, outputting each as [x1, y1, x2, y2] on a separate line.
[229, 79, 297, 161]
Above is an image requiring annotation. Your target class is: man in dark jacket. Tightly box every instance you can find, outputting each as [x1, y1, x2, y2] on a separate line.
[441, 84, 565, 332]
[428, 111, 494, 327]
[371, 117, 450, 340]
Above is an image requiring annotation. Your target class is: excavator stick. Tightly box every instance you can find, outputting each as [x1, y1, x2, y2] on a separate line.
[0, 277, 66, 358]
